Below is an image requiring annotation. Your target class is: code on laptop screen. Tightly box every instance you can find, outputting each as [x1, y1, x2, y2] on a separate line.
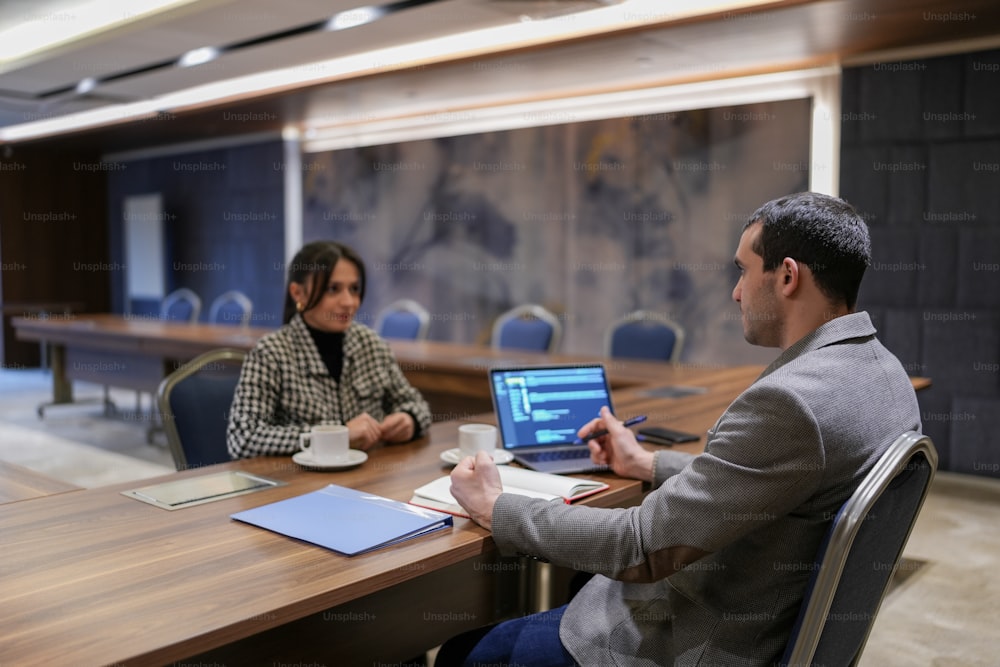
[490, 366, 614, 449]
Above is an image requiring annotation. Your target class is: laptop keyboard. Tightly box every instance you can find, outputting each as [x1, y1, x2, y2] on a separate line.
[517, 449, 591, 463]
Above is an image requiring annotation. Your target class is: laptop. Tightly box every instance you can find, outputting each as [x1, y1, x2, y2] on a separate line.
[488, 364, 615, 474]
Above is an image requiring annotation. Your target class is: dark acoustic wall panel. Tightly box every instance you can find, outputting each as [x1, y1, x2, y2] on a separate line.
[841, 47, 1000, 478]
[107, 140, 286, 330]
[0, 148, 110, 367]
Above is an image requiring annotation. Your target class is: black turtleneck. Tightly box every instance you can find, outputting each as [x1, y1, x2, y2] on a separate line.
[305, 324, 346, 381]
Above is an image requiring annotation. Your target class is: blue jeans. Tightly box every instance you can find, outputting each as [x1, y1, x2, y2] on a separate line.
[461, 604, 576, 667]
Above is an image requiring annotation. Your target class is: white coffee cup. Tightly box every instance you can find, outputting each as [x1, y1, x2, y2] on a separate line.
[299, 424, 350, 463]
[459, 423, 498, 457]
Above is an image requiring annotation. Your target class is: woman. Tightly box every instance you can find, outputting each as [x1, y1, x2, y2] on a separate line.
[227, 241, 432, 458]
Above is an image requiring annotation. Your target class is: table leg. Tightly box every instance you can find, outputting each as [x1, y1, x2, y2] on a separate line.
[37, 344, 74, 418]
[36, 344, 116, 418]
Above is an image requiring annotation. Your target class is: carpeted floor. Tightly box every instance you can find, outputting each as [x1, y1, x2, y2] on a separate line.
[1, 367, 998, 664]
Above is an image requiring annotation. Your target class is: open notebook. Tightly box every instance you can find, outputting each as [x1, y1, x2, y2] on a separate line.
[410, 466, 608, 518]
[489, 364, 615, 474]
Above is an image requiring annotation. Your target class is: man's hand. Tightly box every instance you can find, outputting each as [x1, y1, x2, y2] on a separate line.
[578, 406, 656, 482]
[380, 412, 416, 443]
[449, 451, 503, 530]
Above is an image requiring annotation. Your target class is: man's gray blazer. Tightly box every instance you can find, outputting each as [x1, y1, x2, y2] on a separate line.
[491, 312, 921, 666]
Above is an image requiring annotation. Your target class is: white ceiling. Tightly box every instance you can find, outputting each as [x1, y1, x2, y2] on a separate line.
[1, 0, 999, 151]
[0, 0, 629, 132]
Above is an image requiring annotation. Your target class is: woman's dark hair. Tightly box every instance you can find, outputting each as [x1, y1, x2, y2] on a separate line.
[282, 241, 366, 324]
[745, 192, 871, 309]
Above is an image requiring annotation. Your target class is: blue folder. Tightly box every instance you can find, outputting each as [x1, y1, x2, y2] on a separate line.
[231, 483, 453, 556]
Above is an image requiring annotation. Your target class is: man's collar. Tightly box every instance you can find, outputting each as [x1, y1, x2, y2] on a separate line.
[761, 311, 876, 378]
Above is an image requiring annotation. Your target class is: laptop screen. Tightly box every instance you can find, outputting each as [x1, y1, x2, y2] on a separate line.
[489, 365, 615, 450]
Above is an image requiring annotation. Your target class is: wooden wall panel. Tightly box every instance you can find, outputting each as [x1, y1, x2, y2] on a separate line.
[0, 148, 109, 367]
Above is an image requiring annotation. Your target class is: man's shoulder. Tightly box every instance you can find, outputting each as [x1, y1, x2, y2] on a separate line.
[766, 334, 901, 384]
[750, 334, 915, 425]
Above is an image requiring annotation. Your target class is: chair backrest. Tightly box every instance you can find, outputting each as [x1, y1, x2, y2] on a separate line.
[604, 310, 685, 362]
[375, 298, 430, 340]
[160, 288, 202, 323]
[208, 290, 254, 327]
[157, 348, 246, 470]
[782, 431, 938, 667]
[491, 304, 562, 353]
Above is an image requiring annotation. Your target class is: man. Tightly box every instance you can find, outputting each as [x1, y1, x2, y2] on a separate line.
[446, 192, 921, 666]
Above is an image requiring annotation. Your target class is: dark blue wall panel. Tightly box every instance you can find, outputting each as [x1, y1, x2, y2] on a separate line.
[843, 48, 1000, 477]
[107, 140, 286, 329]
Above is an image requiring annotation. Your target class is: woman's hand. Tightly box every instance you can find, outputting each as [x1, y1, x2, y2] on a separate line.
[380, 412, 416, 443]
[345, 412, 382, 450]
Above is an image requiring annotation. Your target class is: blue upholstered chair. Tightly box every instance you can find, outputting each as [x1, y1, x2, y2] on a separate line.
[157, 348, 246, 470]
[604, 310, 685, 362]
[375, 299, 431, 340]
[208, 290, 254, 327]
[491, 304, 562, 353]
[160, 288, 202, 323]
[781, 431, 938, 666]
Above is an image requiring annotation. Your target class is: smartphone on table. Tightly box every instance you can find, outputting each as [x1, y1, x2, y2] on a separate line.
[637, 426, 700, 445]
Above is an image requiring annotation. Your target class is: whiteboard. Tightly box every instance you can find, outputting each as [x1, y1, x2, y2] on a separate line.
[123, 193, 165, 301]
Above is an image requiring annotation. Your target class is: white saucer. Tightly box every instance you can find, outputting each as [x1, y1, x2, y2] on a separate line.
[440, 448, 514, 466]
[293, 449, 368, 470]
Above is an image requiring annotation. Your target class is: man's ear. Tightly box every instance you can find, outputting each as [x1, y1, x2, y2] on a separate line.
[780, 258, 799, 295]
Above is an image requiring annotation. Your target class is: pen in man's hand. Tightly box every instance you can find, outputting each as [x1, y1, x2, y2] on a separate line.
[574, 415, 647, 445]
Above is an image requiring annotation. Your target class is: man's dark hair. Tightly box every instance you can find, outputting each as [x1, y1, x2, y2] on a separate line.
[744, 192, 871, 309]
[282, 240, 367, 324]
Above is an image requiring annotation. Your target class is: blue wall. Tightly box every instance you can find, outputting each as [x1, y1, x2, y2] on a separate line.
[107, 140, 286, 328]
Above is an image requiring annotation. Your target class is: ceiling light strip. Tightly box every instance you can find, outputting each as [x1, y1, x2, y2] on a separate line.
[0, 0, 774, 142]
[301, 66, 839, 151]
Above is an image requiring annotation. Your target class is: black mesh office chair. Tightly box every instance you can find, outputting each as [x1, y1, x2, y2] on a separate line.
[781, 431, 938, 666]
[157, 348, 246, 470]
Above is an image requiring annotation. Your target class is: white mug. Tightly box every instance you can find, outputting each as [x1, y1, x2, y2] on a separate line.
[300, 424, 350, 463]
[459, 423, 498, 457]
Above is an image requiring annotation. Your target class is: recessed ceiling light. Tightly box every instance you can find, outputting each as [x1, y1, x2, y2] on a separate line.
[178, 46, 220, 68]
[75, 78, 97, 94]
[327, 6, 386, 31]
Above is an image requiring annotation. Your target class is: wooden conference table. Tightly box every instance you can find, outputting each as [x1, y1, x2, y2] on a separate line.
[12, 313, 271, 416]
[2, 321, 765, 665]
[12, 313, 800, 419]
[1, 316, 932, 665]
[0, 461, 81, 504]
[0, 417, 701, 667]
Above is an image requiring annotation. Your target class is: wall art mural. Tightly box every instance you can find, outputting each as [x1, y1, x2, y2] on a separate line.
[303, 98, 810, 366]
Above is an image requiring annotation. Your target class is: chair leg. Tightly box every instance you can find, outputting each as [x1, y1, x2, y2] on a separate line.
[103, 385, 118, 417]
[145, 392, 159, 444]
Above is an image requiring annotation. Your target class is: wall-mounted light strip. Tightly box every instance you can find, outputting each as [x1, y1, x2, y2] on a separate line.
[299, 66, 842, 195]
